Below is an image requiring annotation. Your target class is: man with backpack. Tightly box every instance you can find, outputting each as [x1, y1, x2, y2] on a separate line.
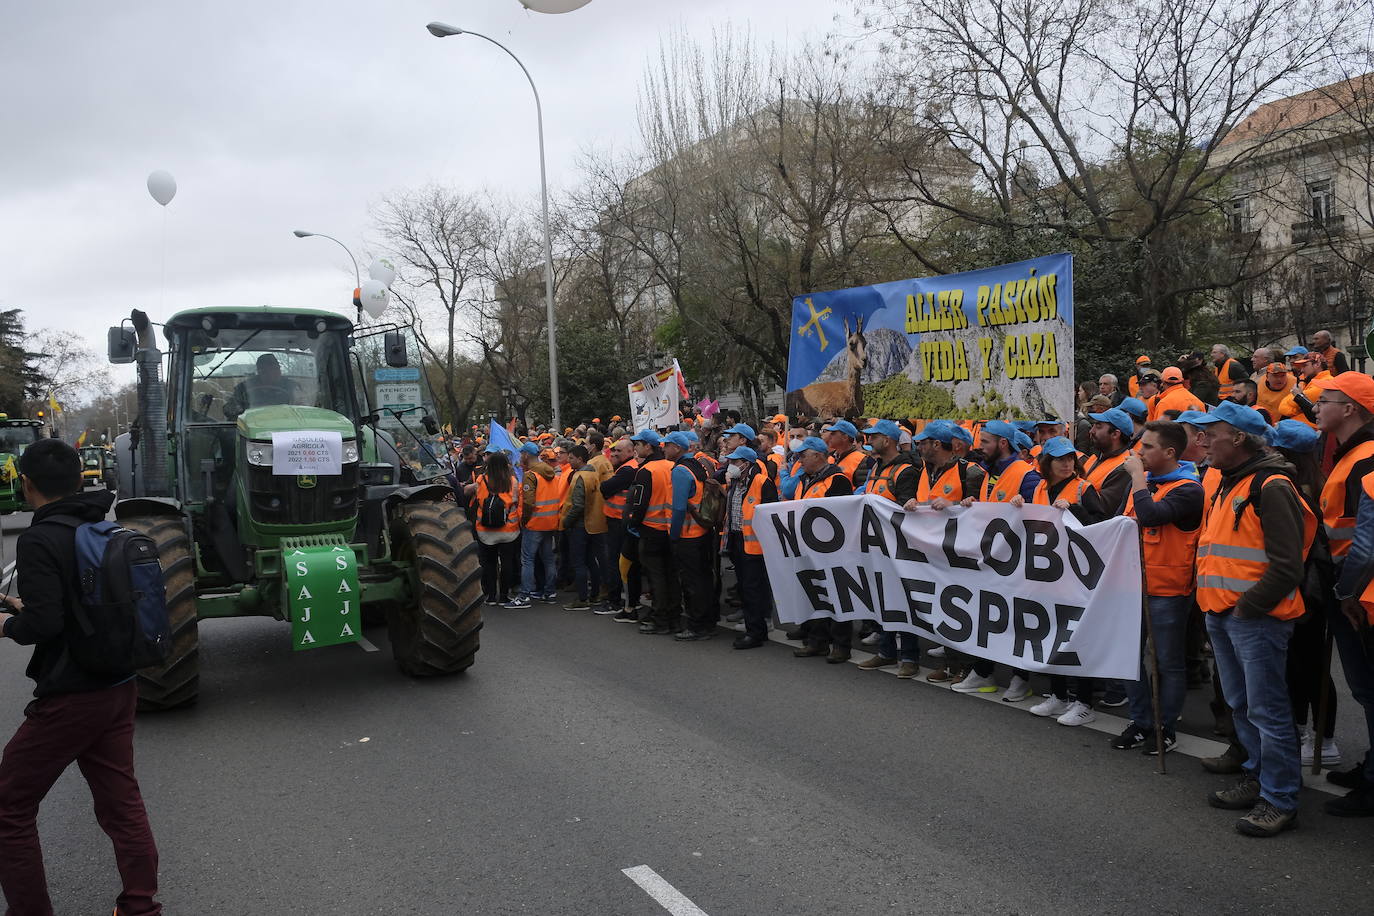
[0, 439, 162, 915]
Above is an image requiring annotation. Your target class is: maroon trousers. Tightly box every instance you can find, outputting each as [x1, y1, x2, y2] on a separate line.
[0, 680, 160, 916]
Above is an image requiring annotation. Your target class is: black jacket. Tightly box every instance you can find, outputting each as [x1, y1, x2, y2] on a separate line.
[4, 488, 128, 697]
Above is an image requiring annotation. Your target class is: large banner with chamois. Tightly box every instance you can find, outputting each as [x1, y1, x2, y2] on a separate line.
[784, 254, 1073, 421]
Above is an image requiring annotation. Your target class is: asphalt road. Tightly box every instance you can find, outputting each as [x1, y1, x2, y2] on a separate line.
[1, 581, 1371, 916]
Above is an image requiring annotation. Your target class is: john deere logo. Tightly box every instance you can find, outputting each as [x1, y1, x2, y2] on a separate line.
[298, 475, 317, 489]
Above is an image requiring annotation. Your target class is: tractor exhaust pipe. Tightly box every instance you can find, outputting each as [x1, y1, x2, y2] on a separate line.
[130, 309, 169, 497]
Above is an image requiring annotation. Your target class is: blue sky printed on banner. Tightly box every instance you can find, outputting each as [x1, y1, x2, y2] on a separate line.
[786, 253, 1074, 392]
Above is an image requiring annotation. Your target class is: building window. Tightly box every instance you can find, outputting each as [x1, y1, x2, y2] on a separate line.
[1309, 179, 1333, 223]
[1228, 197, 1251, 233]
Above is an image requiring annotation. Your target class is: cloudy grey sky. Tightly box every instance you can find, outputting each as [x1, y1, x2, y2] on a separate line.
[1, 0, 848, 381]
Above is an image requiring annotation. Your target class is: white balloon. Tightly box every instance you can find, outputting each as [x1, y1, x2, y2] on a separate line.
[146, 170, 176, 206]
[519, 0, 593, 13]
[368, 257, 397, 287]
[360, 279, 390, 318]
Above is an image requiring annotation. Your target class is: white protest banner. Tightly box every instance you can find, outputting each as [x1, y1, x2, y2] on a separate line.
[755, 495, 1142, 679]
[270, 430, 344, 476]
[628, 363, 680, 432]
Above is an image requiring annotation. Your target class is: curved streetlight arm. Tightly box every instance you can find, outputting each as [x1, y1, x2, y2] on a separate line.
[293, 230, 361, 290]
[426, 22, 561, 430]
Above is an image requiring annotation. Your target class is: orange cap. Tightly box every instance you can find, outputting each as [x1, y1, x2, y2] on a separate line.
[1161, 367, 1184, 383]
[1266, 363, 1289, 375]
[1135, 355, 1152, 364]
[771, 413, 788, 423]
[1315, 373, 1374, 413]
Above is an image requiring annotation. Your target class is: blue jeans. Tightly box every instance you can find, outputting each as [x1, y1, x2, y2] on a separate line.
[1126, 595, 1191, 732]
[521, 529, 556, 597]
[877, 630, 921, 663]
[1206, 611, 1300, 812]
[566, 527, 605, 601]
[1328, 603, 1374, 782]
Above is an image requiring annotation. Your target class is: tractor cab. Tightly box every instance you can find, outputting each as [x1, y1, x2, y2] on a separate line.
[0, 415, 45, 514]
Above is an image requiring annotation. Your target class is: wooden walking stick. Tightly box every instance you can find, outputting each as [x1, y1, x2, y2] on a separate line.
[1138, 530, 1167, 774]
[1311, 628, 1335, 776]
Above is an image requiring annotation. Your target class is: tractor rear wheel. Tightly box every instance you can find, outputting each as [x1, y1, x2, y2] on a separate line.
[386, 500, 482, 676]
[121, 516, 200, 711]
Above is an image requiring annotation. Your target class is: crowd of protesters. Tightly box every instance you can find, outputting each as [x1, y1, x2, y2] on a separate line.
[443, 328, 1374, 838]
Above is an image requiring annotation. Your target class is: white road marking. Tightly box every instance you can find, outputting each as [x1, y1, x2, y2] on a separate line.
[622, 865, 710, 916]
[355, 634, 379, 653]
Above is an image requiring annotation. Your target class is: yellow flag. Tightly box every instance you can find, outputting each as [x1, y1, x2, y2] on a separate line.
[76, 430, 87, 447]
[47, 393, 61, 414]
[1, 456, 15, 483]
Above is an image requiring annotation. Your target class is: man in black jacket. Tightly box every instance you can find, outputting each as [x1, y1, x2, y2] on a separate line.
[0, 439, 161, 915]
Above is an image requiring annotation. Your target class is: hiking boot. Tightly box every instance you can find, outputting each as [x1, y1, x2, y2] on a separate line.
[1236, 799, 1298, 837]
[1324, 785, 1374, 817]
[1201, 742, 1247, 775]
[1208, 774, 1261, 810]
[926, 665, 956, 683]
[793, 644, 828, 658]
[826, 648, 852, 664]
[895, 662, 919, 679]
[857, 655, 897, 670]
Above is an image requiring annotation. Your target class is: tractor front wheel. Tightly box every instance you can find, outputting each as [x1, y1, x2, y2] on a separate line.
[121, 515, 200, 711]
[386, 500, 483, 676]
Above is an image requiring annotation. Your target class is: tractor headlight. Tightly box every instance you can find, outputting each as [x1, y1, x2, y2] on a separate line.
[342, 440, 359, 463]
[247, 443, 273, 466]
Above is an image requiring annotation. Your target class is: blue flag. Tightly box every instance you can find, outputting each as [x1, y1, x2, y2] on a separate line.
[487, 420, 523, 482]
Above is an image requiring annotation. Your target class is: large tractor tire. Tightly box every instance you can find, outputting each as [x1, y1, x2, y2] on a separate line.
[121, 516, 200, 711]
[386, 500, 483, 676]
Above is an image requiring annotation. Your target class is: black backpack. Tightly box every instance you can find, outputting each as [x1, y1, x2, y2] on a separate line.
[46, 518, 172, 676]
[479, 489, 509, 529]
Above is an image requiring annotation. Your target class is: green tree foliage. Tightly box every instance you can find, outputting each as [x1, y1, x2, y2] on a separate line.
[0, 309, 45, 416]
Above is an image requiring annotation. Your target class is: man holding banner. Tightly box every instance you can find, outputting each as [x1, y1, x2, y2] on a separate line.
[790, 437, 856, 662]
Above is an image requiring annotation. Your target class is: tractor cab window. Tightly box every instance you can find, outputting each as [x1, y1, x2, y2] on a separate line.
[0, 426, 40, 454]
[188, 328, 352, 422]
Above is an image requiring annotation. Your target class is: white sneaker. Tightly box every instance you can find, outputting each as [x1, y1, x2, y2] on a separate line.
[1056, 700, 1096, 727]
[1029, 695, 1070, 718]
[860, 632, 881, 646]
[927, 645, 946, 659]
[951, 671, 998, 693]
[1001, 675, 1032, 703]
[1299, 730, 1315, 764]
[1301, 734, 1343, 766]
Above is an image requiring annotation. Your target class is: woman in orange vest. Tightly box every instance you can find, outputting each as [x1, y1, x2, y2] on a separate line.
[722, 445, 778, 650]
[468, 450, 521, 605]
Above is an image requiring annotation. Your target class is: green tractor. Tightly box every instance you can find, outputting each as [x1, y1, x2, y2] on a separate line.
[80, 445, 117, 490]
[108, 306, 480, 710]
[0, 415, 46, 514]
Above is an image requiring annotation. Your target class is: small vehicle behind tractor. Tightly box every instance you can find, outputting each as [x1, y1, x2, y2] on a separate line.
[108, 307, 481, 710]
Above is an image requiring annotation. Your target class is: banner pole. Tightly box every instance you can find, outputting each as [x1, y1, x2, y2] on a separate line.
[1311, 628, 1335, 776]
[1138, 531, 1166, 774]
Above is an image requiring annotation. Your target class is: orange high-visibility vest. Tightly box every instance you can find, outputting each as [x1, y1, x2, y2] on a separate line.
[918, 461, 967, 502]
[868, 456, 915, 503]
[982, 458, 1031, 503]
[801, 470, 843, 500]
[833, 449, 869, 486]
[524, 472, 562, 532]
[1032, 477, 1089, 506]
[1083, 450, 1128, 491]
[475, 476, 519, 535]
[641, 459, 705, 537]
[602, 459, 639, 520]
[1126, 479, 1202, 597]
[1319, 441, 1374, 559]
[1196, 472, 1315, 619]
[738, 471, 769, 555]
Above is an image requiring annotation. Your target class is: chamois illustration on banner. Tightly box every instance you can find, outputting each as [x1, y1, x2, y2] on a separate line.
[796, 315, 866, 418]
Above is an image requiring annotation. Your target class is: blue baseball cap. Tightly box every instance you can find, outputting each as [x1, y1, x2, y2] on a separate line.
[796, 436, 829, 455]
[1035, 418, 1064, 427]
[683, 429, 700, 444]
[663, 431, 693, 449]
[1012, 420, 1038, 434]
[823, 419, 859, 439]
[1266, 419, 1319, 453]
[1118, 397, 1148, 422]
[1186, 399, 1271, 437]
[1174, 409, 1210, 427]
[863, 419, 902, 441]
[1013, 430, 1033, 452]
[628, 429, 661, 445]
[982, 420, 1017, 443]
[518, 441, 541, 456]
[1040, 436, 1077, 459]
[913, 419, 957, 444]
[724, 445, 759, 462]
[1087, 407, 1134, 438]
[722, 423, 756, 440]
[1284, 345, 1310, 357]
[950, 424, 974, 445]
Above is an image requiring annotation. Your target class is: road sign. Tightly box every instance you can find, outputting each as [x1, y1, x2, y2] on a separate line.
[374, 367, 421, 382]
[375, 382, 422, 415]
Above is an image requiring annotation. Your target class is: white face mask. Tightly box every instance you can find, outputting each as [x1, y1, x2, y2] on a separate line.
[725, 464, 743, 481]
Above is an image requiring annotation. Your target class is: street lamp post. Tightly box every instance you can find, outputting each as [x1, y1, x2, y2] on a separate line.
[426, 22, 561, 431]
[293, 229, 362, 321]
